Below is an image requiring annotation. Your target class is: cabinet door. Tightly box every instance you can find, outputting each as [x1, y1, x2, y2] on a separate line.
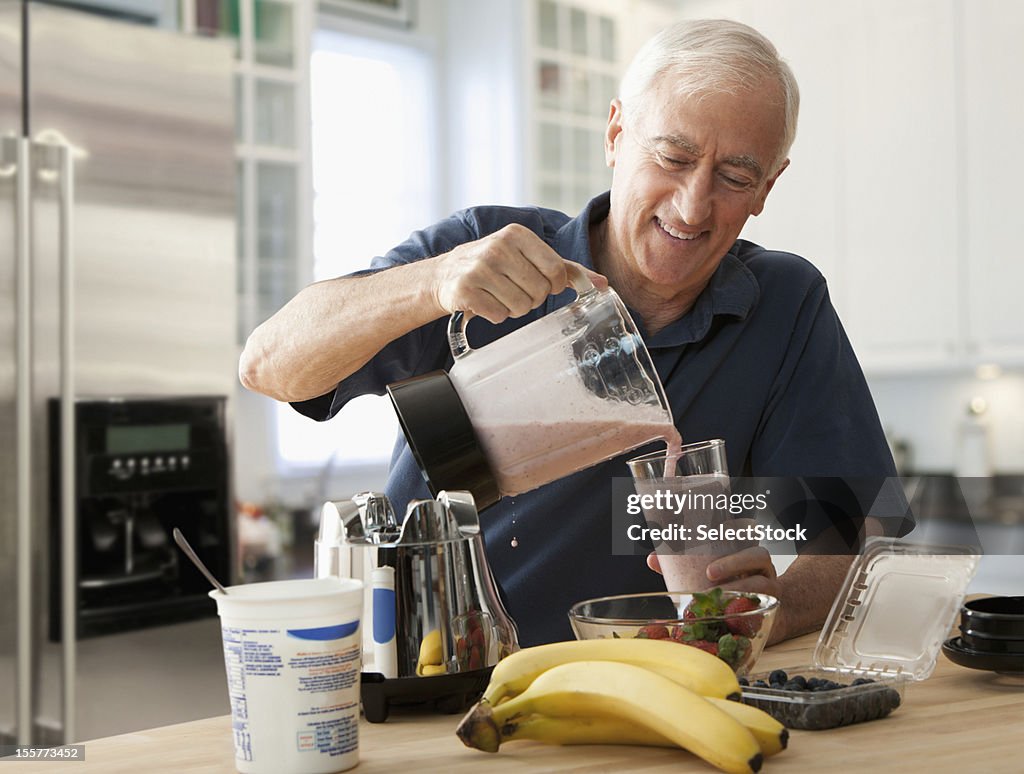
[839, 0, 960, 370]
[730, 1, 849, 310]
[528, 0, 621, 214]
[962, 0, 1024, 365]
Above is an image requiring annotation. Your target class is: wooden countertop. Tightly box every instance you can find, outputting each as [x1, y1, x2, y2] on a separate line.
[5, 630, 1022, 774]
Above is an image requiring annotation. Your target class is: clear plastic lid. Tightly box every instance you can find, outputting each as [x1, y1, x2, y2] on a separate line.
[813, 537, 980, 681]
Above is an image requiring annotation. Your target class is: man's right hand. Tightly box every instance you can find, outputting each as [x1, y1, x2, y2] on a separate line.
[239, 223, 606, 403]
[430, 223, 606, 323]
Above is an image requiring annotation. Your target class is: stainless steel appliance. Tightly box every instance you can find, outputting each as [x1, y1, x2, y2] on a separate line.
[1, 1, 236, 745]
[317, 491, 519, 722]
[48, 397, 231, 640]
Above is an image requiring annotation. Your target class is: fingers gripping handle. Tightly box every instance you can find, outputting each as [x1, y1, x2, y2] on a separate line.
[447, 263, 596, 360]
[563, 261, 598, 297]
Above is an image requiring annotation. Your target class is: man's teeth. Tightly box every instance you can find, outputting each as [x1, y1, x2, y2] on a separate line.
[657, 218, 699, 240]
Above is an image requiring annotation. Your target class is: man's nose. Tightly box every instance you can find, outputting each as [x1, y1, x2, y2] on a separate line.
[672, 169, 713, 226]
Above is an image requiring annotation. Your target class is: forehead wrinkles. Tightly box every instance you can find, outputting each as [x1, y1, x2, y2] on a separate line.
[626, 81, 780, 178]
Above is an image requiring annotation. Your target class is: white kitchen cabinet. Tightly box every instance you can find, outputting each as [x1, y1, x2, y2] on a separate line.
[445, 0, 676, 215]
[837, 0, 960, 371]
[712, 0, 848, 306]
[526, 0, 624, 214]
[961, 0, 1024, 365]
[184, 0, 313, 344]
[679, 0, 1024, 373]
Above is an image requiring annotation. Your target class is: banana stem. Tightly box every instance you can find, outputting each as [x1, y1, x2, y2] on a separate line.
[455, 700, 501, 753]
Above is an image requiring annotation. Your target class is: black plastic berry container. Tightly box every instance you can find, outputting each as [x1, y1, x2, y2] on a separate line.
[740, 538, 979, 730]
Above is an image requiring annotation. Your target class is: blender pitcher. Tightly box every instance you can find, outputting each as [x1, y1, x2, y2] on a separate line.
[387, 265, 675, 509]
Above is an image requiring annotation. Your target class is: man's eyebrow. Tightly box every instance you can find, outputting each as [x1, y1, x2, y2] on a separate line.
[651, 133, 702, 157]
[650, 133, 764, 179]
[721, 154, 764, 179]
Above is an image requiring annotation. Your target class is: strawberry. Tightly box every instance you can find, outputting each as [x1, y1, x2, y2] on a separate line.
[683, 639, 719, 656]
[637, 624, 670, 640]
[723, 596, 763, 637]
[717, 633, 751, 667]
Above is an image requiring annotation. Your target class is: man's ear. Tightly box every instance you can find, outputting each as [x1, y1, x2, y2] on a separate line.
[751, 158, 789, 216]
[605, 98, 624, 168]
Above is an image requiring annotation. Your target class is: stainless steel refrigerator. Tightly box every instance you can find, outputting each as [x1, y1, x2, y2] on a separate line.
[1, 1, 238, 745]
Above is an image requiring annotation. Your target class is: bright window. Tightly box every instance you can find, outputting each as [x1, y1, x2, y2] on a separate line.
[276, 27, 439, 469]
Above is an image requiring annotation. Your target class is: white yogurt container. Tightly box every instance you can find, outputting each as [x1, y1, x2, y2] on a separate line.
[210, 577, 364, 774]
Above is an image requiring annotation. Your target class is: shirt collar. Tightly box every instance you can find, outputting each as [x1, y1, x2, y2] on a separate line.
[553, 191, 759, 347]
[552, 192, 605, 271]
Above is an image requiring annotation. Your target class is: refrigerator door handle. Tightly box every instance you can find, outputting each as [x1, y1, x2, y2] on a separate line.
[55, 140, 76, 745]
[12, 136, 33, 747]
[32, 137, 78, 744]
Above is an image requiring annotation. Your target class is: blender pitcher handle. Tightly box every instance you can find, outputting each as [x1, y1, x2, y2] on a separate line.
[447, 263, 597, 360]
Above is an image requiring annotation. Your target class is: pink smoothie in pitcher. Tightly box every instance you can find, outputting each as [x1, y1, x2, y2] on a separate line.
[447, 314, 678, 497]
[473, 419, 681, 496]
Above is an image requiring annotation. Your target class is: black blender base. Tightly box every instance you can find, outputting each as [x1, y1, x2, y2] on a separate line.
[360, 668, 494, 723]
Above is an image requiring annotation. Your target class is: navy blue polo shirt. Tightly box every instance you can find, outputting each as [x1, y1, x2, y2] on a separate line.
[294, 192, 901, 647]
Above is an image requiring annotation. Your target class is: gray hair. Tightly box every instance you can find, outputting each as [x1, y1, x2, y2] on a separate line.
[619, 19, 800, 173]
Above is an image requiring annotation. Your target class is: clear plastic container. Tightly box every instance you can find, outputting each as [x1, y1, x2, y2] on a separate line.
[741, 666, 906, 730]
[740, 537, 979, 730]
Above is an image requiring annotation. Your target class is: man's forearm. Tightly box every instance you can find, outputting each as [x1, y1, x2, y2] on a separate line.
[239, 259, 445, 402]
[772, 554, 853, 643]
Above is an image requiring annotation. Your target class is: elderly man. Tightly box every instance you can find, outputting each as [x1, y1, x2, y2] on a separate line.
[240, 20, 902, 647]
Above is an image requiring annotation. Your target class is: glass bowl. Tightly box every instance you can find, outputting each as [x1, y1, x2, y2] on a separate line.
[567, 589, 779, 675]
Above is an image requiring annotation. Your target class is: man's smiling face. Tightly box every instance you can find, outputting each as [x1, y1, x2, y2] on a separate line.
[602, 73, 789, 300]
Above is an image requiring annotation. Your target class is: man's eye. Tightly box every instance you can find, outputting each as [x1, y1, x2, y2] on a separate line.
[657, 153, 686, 168]
[720, 174, 753, 189]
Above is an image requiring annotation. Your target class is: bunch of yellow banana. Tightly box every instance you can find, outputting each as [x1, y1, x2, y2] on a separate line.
[455, 638, 787, 774]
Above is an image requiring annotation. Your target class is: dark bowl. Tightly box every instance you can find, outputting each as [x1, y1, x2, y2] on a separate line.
[960, 630, 1024, 654]
[943, 637, 1024, 676]
[960, 596, 1024, 639]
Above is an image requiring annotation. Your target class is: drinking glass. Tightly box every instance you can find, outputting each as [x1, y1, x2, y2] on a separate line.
[627, 439, 744, 591]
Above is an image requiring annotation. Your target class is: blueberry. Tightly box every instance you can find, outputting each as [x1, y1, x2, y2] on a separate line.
[852, 677, 875, 686]
[744, 677, 903, 730]
[788, 675, 808, 690]
[769, 669, 788, 685]
[738, 677, 749, 686]
[753, 680, 769, 688]
[782, 680, 805, 692]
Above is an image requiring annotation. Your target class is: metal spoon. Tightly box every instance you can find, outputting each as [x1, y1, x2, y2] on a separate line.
[172, 527, 228, 594]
